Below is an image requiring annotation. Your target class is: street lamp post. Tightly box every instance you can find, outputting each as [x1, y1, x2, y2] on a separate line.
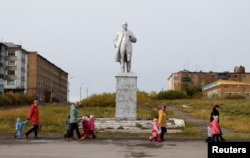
[80, 82, 84, 101]
[86, 85, 90, 106]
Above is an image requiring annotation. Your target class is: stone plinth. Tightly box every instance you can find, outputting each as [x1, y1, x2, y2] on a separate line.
[115, 73, 137, 120]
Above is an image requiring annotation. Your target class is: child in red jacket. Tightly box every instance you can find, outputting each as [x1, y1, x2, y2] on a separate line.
[149, 118, 161, 142]
[80, 116, 90, 140]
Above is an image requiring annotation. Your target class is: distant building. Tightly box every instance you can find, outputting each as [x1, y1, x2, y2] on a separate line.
[0, 42, 28, 95]
[0, 44, 7, 97]
[168, 66, 250, 98]
[27, 52, 68, 102]
[202, 79, 250, 99]
[0, 42, 68, 102]
[168, 66, 250, 90]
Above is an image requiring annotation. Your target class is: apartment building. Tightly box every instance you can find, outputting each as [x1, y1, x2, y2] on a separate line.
[0, 44, 7, 97]
[27, 52, 68, 102]
[168, 66, 250, 91]
[0, 42, 28, 95]
[168, 66, 250, 98]
[0, 42, 68, 102]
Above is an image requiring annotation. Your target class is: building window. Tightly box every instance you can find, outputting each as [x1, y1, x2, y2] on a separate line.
[235, 75, 238, 79]
[7, 70, 15, 75]
[8, 51, 15, 56]
[7, 60, 15, 66]
[213, 74, 218, 79]
[226, 92, 232, 96]
[7, 80, 14, 85]
[245, 93, 250, 98]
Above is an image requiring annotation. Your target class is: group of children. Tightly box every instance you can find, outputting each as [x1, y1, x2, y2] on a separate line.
[15, 114, 97, 140]
[80, 115, 96, 140]
[64, 114, 96, 140]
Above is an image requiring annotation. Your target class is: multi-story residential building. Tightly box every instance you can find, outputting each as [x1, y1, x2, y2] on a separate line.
[0, 44, 6, 97]
[0, 42, 68, 102]
[0, 42, 28, 95]
[168, 66, 250, 91]
[27, 52, 68, 102]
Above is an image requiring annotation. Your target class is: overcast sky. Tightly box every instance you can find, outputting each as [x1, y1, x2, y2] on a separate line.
[1, 0, 250, 101]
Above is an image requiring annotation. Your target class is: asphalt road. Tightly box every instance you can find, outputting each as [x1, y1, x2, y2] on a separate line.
[0, 136, 207, 158]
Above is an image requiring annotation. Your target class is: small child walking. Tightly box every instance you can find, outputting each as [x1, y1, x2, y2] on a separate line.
[149, 118, 161, 142]
[88, 115, 96, 139]
[15, 118, 28, 138]
[64, 115, 72, 139]
[80, 116, 90, 140]
[205, 124, 212, 142]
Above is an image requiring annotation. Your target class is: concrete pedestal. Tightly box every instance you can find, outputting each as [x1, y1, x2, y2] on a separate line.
[115, 73, 137, 120]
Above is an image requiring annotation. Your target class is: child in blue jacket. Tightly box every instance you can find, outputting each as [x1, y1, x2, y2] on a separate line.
[15, 118, 28, 138]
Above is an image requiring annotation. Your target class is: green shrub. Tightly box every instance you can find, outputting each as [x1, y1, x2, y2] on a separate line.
[0, 94, 34, 106]
[157, 90, 187, 100]
[81, 91, 157, 108]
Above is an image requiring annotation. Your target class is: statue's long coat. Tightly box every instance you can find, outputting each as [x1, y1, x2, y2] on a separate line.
[113, 29, 137, 62]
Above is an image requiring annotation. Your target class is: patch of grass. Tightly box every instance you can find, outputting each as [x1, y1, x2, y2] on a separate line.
[1, 99, 250, 140]
[158, 99, 250, 140]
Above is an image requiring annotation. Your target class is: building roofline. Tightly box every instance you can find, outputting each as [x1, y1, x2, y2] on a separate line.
[28, 51, 68, 75]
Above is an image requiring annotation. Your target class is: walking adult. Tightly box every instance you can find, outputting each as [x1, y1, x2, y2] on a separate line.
[158, 105, 167, 141]
[114, 22, 137, 73]
[25, 100, 40, 139]
[210, 104, 226, 141]
[66, 102, 81, 141]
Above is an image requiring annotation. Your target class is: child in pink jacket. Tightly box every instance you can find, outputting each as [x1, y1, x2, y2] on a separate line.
[149, 118, 161, 142]
[210, 115, 220, 142]
[88, 115, 96, 139]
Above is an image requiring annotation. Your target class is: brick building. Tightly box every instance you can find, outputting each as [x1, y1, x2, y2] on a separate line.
[28, 52, 68, 102]
[168, 66, 250, 90]
[168, 66, 250, 98]
[202, 79, 250, 99]
[0, 42, 68, 102]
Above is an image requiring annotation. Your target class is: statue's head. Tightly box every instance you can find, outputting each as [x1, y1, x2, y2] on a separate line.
[122, 22, 128, 30]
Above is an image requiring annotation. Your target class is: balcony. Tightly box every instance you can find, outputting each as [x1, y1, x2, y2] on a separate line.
[182, 76, 191, 82]
[5, 75, 17, 80]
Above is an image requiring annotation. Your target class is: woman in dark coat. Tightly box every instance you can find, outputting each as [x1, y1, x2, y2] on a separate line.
[210, 105, 226, 141]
